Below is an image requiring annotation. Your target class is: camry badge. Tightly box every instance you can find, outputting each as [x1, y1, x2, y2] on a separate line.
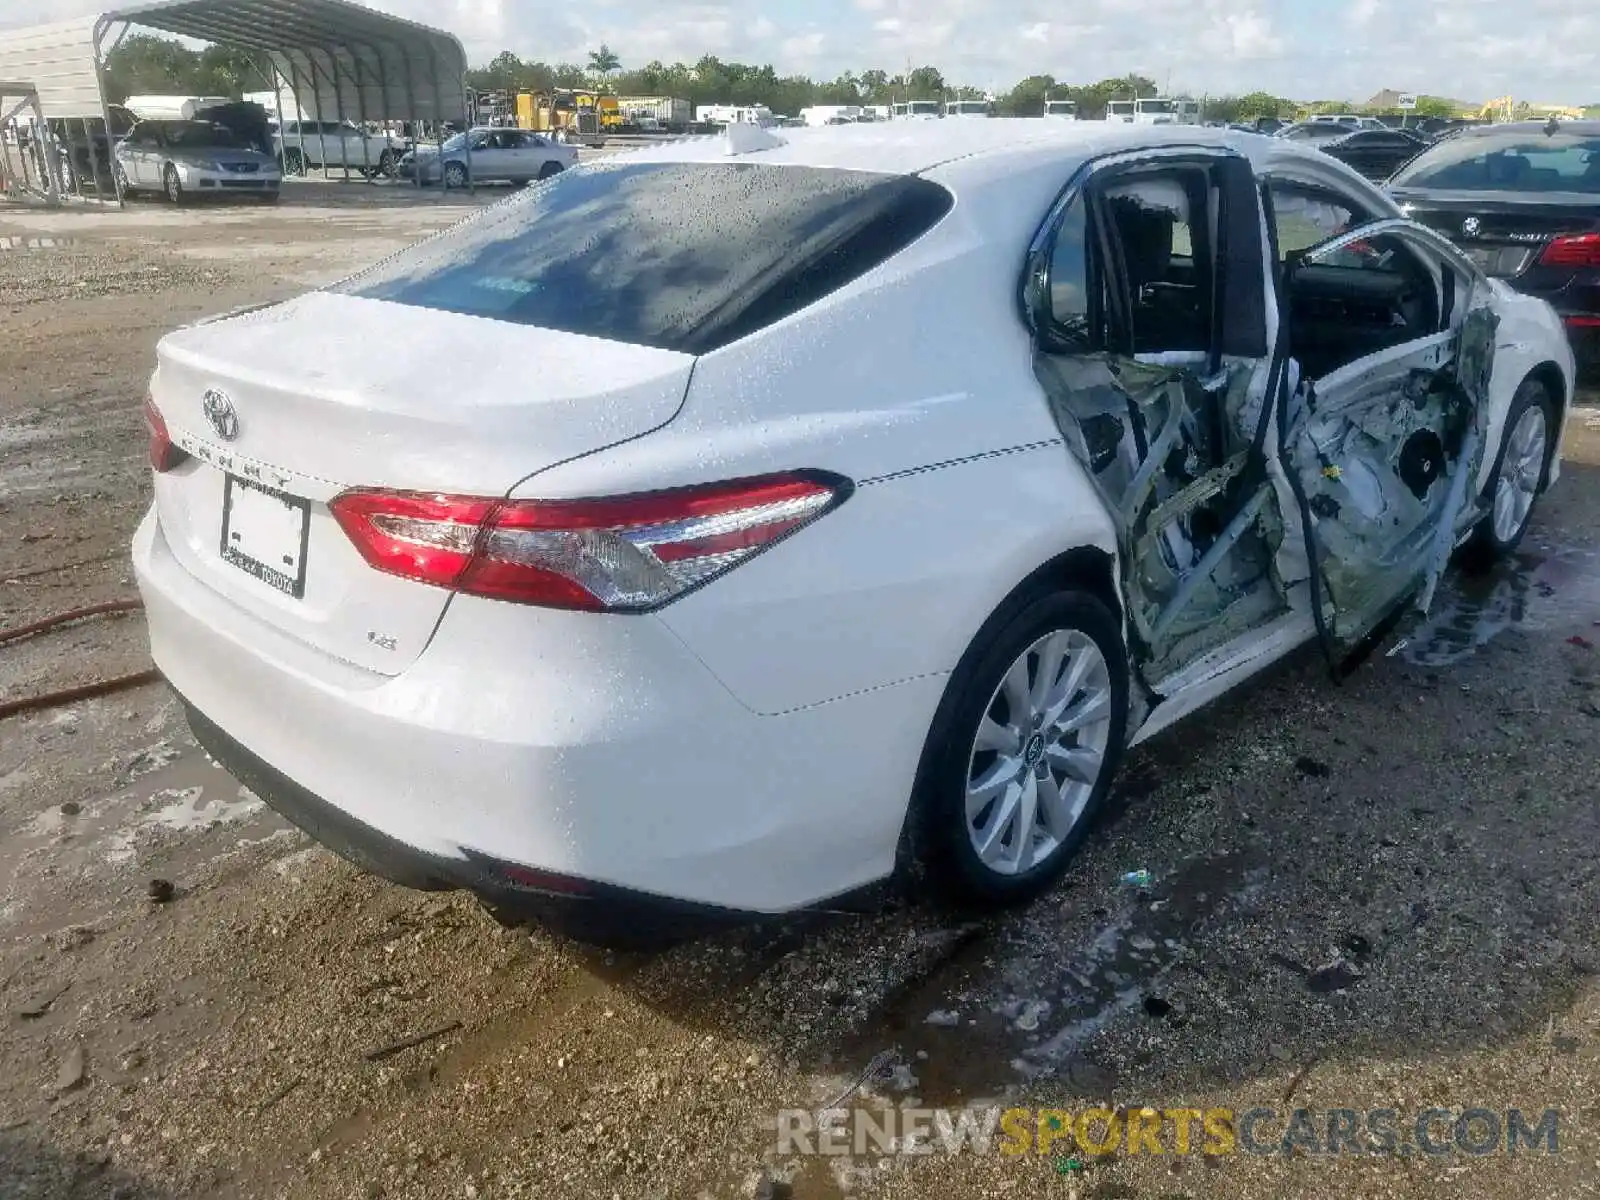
[1461, 217, 1481, 237]
[202, 387, 239, 441]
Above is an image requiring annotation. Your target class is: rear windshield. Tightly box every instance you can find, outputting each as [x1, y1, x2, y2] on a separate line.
[165, 121, 241, 148]
[333, 161, 953, 354]
[1391, 131, 1600, 193]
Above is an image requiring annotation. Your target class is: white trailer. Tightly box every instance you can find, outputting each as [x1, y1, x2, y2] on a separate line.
[695, 104, 774, 127]
[800, 104, 862, 127]
[1044, 99, 1079, 120]
[122, 94, 233, 121]
[944, 99, 991, 118]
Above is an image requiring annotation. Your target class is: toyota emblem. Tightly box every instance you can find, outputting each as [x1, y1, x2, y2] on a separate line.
[201, 387, 239, 441]
[1461, 217, 1481, 237]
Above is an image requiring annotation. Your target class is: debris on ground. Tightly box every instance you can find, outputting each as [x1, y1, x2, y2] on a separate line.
[362, 1020, 464, 1063]
[54, 1042, 87, 1093]
[16, 982, 70, 1019]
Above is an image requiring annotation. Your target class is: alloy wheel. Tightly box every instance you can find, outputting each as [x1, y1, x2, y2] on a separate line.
[1491, 402, 1547, 544]
[964, 628, 1114, 876]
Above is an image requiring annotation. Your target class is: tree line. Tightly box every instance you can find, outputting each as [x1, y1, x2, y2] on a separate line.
[101, 34, 1465, 123]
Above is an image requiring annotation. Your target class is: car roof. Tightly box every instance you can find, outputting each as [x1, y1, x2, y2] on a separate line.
[1458, 120, 1600, 138]
[609, 120, 1335, 181]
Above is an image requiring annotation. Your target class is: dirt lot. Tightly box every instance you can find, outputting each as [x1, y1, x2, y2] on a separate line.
[4, 184, 1600, 1200]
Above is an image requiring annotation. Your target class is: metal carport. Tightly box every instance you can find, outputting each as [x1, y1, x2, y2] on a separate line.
[0, 0, 470, 205]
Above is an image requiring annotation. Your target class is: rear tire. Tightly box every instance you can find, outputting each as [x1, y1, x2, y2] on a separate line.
[910, 586, 1129, 908]
[536, 160, 562, 180]
[442, 160, 469, 189]
[162, 163, 184, 205]
[1462, 376, 1554, 570]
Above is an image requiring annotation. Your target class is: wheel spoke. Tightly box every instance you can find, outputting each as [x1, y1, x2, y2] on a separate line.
[966, 757, 1018, 819]
[975, 716, 1021, 755]
[1040, 640, 1094, 726]
[974, 781, 1022, 863]
[1046, 742, 1103, 786]
[1012, 773, 1040, 873]
[1029, 632, 1069, 711]
[1057, 687, 1111, 736]
[1035, 770, 1074, 839]
[1000, 657, 1032, 723]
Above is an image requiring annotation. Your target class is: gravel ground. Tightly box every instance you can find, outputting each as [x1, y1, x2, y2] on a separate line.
[3, 187, 1600, 1200]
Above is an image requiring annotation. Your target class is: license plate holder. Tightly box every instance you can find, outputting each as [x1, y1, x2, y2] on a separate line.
[220, 474, 310, 598]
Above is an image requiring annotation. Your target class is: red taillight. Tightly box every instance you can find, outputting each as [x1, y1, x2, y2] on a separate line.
[143, 395, 189, 472]
[1539, 233, 1600, 268]
[329, 471, 851, 612]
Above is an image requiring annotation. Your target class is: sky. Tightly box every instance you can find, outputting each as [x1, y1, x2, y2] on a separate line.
[3, 0, 1596, 105]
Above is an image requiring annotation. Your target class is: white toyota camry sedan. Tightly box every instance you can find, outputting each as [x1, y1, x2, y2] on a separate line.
[133, 121, 1575, 942]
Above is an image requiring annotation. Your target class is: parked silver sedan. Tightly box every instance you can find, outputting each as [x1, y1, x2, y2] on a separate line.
[114, 120, 282, 204]
[399, 127, 578, 187]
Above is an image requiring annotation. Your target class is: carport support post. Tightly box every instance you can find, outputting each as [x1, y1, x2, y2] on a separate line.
[302, 54, 335, 180]
[91, 20, 122, 206]
[428, 52, 449, 193]
[78, 117, 96, 200]
[286, 57, 311, 179]
[347, 48, 375, 182]
[319, 50, 351, 181]
[269, 64, 289, 167]
[398, 46, 421, 189]
[427, 46, 469, 195]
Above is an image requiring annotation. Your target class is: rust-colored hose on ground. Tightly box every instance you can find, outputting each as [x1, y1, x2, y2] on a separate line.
[0, 598, 158, 720]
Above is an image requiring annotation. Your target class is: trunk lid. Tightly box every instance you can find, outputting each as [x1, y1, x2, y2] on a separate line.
[148, 291, 693, 674]
[1391, 189, 1600, 280]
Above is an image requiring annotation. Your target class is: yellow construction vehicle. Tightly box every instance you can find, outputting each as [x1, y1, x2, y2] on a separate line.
[1477, 96, 1585, 123]
[514, 89, 609, 147]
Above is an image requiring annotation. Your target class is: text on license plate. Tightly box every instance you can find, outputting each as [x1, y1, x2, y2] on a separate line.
[220, 474, 311, 598]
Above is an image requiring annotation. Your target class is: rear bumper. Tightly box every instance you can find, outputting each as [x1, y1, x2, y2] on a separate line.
[1559, 316, 1600, 370]
[133, 506, 938, 916]
[178, 697, 759, 944]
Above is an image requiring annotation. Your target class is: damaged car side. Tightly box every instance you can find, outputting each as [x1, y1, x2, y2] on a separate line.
[1012, 139, 1573, 770]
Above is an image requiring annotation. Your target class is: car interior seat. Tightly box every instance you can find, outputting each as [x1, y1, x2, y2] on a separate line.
[1108, 196, 1205, 352]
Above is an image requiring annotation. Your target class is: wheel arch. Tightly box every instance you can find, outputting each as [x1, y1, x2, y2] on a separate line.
[1525, 358, 1569, 477]
[893, 542, 1124, 884]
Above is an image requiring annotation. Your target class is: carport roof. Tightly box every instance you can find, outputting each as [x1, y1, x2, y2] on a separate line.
[98, 0, 463, 63]
[99, 0, 469, 122]
[0, 1, 467, 120]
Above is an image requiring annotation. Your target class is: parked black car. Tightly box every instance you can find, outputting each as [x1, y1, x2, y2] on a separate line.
[1277, 120, 1357, 142]
[1319, 127, 1432, 182]
[1388, 120, 1600, 367]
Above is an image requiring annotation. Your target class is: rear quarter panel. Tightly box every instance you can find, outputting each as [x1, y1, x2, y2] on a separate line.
[521, 160, 1120, 714]
[1477, 281, 1576, 491]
